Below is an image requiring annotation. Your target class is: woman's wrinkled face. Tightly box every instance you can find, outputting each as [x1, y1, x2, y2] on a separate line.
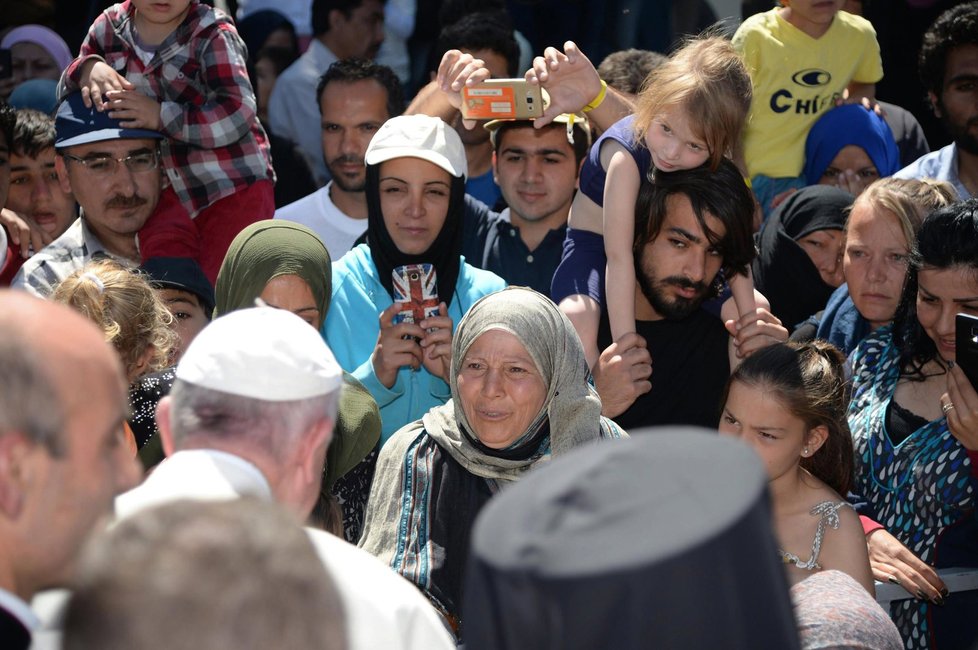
[916, 265, 978, 363]
[379, 157, 452, 255]
[796, 228, 845, 287]
[843, 202, 911, 330]
[456, 329, 548, 449]
[259, 274, 321, 329]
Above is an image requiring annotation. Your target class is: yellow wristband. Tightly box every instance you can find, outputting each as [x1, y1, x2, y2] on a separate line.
[582, 80, 608, 113]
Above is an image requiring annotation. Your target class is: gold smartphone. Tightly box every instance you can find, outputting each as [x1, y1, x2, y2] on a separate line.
[460, 79, 547, 120]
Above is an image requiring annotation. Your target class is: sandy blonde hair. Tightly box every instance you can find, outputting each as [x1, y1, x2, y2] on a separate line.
[633, 35, 752, 170]
[51, 259, 176, 379]
[850, 177, 957, 253]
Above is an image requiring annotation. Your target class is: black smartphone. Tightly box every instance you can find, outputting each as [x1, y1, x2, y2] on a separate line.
[0, 49, 11, 80]
[955, 313, 978, 389]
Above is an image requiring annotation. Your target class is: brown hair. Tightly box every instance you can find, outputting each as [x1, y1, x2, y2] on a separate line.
[633, 36, 752, 170]
[51, 260, 176, 380]
[722, 340, 854, 496]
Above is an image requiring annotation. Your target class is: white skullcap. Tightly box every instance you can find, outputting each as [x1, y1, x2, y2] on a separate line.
[176, 307, 341, 401]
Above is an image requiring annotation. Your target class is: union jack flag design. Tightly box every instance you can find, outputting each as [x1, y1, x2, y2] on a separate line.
[393, 264, 440, 325]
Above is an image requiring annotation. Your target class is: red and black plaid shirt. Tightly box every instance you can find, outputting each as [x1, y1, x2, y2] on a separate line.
[65, 0, 274, 217]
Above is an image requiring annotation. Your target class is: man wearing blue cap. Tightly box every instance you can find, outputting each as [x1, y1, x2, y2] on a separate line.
[12, 92, 165, 297]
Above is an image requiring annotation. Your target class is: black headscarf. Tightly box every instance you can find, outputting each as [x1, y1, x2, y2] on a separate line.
[237, 9, 297, 61]
[753, 186, 853, 332]
[365, 162, 466, 308]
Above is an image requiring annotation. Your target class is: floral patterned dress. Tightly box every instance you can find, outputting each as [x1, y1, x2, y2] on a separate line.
[848, 326, 978, 649]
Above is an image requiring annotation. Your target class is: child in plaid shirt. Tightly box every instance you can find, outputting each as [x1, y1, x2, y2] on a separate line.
[61, 0, 275, 282]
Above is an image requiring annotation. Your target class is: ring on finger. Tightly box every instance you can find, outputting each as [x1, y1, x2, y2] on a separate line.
[942, 401, 955, 415]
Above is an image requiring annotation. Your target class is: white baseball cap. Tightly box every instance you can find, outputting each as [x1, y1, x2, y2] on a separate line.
[365, 114, 468, 179]
[176, 307, 342, 401]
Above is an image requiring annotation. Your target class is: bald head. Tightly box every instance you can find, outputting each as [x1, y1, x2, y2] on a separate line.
[0, 289, 138, 600]
[0, 291, 126, 448]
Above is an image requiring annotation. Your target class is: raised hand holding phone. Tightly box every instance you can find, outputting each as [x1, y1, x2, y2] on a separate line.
[942, 313, 978, 450]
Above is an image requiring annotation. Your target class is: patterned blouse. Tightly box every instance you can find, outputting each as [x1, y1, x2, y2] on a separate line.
[848, 326, 978, 649]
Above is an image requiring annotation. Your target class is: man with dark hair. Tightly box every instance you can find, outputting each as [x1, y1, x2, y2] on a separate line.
[269, 0, 386, 185]
[409, 11, 520, 207]
[594, 159, 788, 430]
[12, 93, 164, 297]
[275, 58, 403, 258]
[596, 49, 668, 98]
[896, 2, 978, 199]
[0, 109, 79, 285]
[0, 290, 140, 650]
[462, 114, 589, 295]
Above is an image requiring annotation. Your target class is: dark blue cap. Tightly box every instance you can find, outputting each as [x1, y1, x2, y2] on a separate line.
[140, 257, 216, 317]
[55, 91, 163, 149]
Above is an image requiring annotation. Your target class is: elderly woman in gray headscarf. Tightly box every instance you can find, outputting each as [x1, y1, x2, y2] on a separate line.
[358, 287, 625, 638]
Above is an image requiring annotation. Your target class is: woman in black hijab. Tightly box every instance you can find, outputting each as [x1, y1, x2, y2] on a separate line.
[752, 186, 853, 333]
[322, 115, 507, 446]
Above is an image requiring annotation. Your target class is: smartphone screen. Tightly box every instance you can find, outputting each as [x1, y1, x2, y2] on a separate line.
[956, 313, 978, 389]
[392, 263, 439, 326]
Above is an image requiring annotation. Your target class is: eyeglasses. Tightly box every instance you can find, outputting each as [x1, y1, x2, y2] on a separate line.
[63, 150, 160, 175]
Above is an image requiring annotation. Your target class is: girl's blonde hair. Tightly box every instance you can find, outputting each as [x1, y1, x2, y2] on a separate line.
[850, 177, 957, 254]
[634, 36, 752, 170]
[51, 259, 176, 380]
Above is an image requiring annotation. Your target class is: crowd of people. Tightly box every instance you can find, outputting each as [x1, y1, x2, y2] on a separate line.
[1, 0, 978, 648]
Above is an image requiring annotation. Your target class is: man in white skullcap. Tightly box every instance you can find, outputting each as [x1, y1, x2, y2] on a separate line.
[114, 306, 455, 650]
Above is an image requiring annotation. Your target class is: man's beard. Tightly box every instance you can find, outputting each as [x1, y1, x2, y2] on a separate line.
[635, 264, 710, 321]
[939, 106, 978, 155]
[326, 155, 366, 192]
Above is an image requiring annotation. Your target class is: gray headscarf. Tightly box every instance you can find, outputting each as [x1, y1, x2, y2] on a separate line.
[421, 287, 621, 481]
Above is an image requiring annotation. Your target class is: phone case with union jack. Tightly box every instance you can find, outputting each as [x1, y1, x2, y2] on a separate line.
[392, 263, 440, 325]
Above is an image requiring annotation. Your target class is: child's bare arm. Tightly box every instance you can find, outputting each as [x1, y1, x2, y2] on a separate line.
[604, 149, 642, 341]
[723, 271, 759, 370]
[559, 294, 603, 369]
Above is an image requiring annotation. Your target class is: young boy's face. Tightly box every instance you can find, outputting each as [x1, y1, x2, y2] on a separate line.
[159, 287, 209, 362]
[131, 0, 194, 31]
[9, 146, 77, 239]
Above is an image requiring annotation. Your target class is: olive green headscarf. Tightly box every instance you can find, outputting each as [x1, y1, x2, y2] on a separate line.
[213, 220, 379, 491]
[214, 220, 332, 319]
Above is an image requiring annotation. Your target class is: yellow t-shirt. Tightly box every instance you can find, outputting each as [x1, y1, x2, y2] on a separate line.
[733, 9, 883, 179]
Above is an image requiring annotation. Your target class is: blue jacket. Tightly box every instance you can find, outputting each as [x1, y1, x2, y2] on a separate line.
[323, 244, 506, 445]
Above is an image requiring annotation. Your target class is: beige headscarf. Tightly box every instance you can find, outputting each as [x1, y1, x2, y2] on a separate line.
[421, 286, 622, 481]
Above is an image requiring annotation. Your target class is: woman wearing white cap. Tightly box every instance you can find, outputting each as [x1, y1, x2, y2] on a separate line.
[322, 114, 506, 446]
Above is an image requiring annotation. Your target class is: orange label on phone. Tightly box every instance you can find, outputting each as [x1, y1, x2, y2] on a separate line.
[462, 86, 518, 119]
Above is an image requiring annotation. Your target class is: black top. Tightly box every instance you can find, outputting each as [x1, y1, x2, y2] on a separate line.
[461, 195, 566, 297]
[0, 604, 31, 650]
[599, 309, 729, 430]
[463, 429, 801, 650]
